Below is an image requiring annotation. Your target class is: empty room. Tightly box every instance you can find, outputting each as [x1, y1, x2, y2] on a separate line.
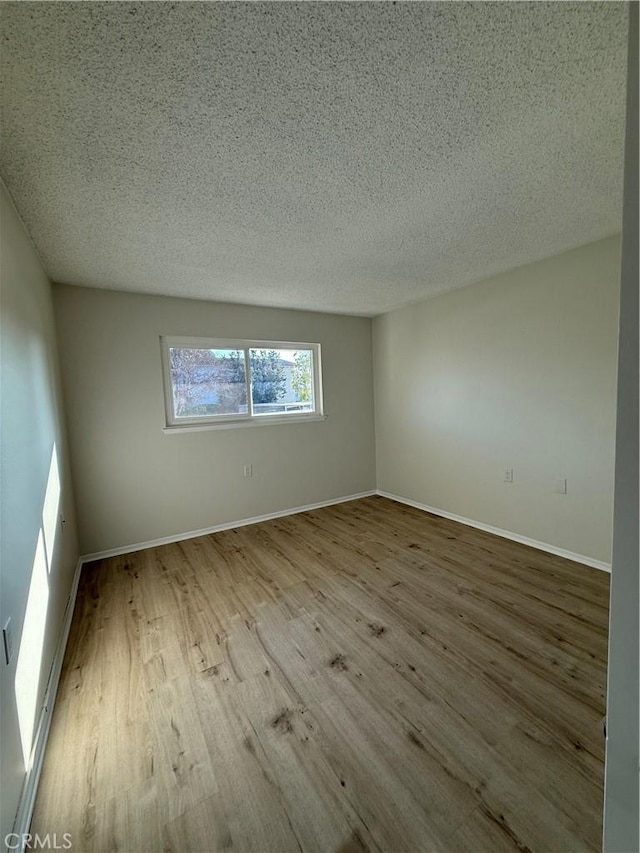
[0, 2, 637, 852]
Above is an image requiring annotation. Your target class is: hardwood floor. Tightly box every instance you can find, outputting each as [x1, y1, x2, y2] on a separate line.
[31, 496, 610, 852]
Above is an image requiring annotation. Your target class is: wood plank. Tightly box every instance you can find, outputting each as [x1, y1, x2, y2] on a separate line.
[31, 496, 609, 851]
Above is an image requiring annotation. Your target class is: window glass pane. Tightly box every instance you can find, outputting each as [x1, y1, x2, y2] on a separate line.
[169, 347, 247, 418]
[250, 348, 315, 416]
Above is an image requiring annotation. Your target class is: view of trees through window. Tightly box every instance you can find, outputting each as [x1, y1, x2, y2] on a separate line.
[169, 345, 315, 419]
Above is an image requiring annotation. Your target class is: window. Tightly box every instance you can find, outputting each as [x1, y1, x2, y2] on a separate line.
[160, 337, 323, 429]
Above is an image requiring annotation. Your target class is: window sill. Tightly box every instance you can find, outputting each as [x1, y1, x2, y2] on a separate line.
[163, 414, 327, 434]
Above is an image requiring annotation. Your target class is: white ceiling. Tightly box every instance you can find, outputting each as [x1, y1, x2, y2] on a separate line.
[0, 2, 628, 317]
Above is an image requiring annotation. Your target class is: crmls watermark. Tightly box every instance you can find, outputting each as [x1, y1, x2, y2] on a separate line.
[4, 834, 72, 850]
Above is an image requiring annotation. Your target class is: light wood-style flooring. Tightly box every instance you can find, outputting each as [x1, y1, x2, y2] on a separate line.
[31, 496, 610, 852]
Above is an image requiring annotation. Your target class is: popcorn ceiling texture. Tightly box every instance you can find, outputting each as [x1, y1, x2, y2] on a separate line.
[0, 2, 628, 316]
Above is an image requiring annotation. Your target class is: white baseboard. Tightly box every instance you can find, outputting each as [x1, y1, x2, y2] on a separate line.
[80, 490, 378, 563]
[11, 556, 84, 851]
[377, 490, 611, 572]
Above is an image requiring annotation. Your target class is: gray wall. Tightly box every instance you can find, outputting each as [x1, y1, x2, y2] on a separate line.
[0, 183, 79, 840]
[373, 236, 621, 564]
[53, 285, 376, 555]
[603, 3, 639, 849]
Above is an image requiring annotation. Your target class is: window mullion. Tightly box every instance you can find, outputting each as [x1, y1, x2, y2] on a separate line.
[244, 348, 254, 417]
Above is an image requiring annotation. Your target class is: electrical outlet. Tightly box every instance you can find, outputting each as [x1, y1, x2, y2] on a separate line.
[3, 618, 13, 665]
[555, 478, 567, 494]
[504, 468, 514, 483]
[243, 464, 253, 478]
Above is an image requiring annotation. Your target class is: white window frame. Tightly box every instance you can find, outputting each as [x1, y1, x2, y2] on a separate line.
[160, 336, 324, 431]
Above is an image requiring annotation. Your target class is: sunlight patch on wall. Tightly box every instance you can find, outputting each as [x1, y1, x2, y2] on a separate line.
[42, 444, 60, 572]
[15, 528, 50, 768]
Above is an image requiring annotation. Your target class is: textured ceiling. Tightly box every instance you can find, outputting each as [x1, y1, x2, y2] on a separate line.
[0, 2, 628, 316]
